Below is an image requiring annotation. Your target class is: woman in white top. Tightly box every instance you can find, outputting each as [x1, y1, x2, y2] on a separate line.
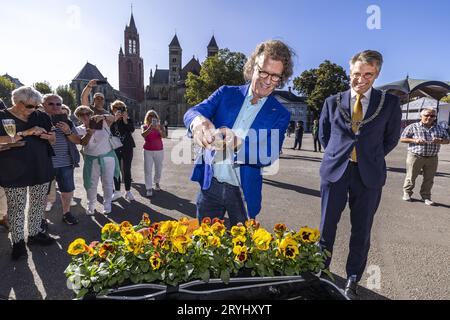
[74, 106, 120, 215]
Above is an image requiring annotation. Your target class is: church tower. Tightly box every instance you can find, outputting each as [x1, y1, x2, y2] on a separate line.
[169, 34, 182, 86]
[207, 35, 219, 57]
[119, 11, 144, 102]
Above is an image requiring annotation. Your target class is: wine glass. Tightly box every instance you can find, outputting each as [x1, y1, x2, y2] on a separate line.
[2, 119, 16, 143]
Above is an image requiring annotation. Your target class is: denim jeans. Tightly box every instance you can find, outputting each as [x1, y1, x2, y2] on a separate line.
[196, 178, 247, 227]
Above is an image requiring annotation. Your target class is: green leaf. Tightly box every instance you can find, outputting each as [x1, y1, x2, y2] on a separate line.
[200, 269, 210, 282]
[220, 269, 230, 284]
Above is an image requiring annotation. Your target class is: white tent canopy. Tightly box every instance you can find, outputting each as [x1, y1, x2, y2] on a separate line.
[401, 97, 450, 126]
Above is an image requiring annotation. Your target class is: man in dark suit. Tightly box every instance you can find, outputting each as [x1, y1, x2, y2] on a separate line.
[318, 50, 401, 299]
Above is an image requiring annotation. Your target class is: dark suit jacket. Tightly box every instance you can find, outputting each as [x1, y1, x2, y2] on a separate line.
[319, 88, 401, 189]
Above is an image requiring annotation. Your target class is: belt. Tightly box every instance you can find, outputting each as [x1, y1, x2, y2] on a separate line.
[348, 161, 358, 166]
[212, 177, 240, 189]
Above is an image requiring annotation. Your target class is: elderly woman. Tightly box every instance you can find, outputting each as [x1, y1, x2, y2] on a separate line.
[110, 100, 136, 202]
[0, 86, 56, 260]
[74, 106, 119, 216]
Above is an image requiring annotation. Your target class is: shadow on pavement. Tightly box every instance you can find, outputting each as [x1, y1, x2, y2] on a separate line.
[263, 178, 321, 198]
[132, 183, 197, 219]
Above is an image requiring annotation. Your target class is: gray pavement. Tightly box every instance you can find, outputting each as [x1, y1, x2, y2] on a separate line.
[1, 130, 449, 300]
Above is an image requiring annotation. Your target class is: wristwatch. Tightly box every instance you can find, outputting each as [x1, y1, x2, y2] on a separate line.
[65, 130, 72, 136]
[17, 131, 24, 137]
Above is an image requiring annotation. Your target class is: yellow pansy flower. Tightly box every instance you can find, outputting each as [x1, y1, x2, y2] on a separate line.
[101, 223, 120, 235]
[211, 222, 226, 237]
[278, 236, 299, 260]
[232, 235, 247, 247]
[252, 228, 272, 251]
[193, 223, 212, 237]
[230, 225, 246, 237]
[150, 253, 162, 270]
[233, 245, 248, 262]
[296, 227, 320, 244]
[172, 235, 192, 254]
[206, 235, 221, 248]
[67, 238, 87, 256]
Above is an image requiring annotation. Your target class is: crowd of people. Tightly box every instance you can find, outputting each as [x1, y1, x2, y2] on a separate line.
[1, 40, 449, 300]
[0, 81, 167, 260]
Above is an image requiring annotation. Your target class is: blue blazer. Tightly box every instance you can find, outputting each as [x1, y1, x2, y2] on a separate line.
[184, 84, 290, 218]
[319, 88, 401, 188]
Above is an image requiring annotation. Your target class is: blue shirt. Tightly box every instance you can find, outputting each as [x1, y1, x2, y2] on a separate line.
[213, 89, 267, 186]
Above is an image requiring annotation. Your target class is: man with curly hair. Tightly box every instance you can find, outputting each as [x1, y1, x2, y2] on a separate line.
[184, 40, 293, 226]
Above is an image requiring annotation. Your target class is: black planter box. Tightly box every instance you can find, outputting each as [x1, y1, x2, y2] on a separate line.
[92, 274, 348, 301]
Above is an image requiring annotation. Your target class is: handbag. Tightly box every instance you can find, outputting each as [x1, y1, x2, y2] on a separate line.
[105, 126, 123, 150]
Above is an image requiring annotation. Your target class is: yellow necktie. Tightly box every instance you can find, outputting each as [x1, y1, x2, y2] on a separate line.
[351, 94, 363, 162]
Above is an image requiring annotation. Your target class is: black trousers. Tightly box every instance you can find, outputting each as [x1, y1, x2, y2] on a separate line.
[293, 135, 303, 150]
[313, 135, 322, 152]
[114, 147, 134, 191]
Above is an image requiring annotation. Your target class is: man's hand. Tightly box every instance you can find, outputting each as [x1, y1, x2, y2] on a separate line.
[415, 138, 427, 145]
[432, 138, 443, 144]
[192, 118, 216, 149]
[92, 115, 105, 123]
[212, 127, 242, 152]
[87, 79, 98, 89]
[56, 122, 71, 135]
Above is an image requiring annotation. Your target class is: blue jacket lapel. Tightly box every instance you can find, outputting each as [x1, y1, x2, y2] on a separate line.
[341, 90, 353, 133]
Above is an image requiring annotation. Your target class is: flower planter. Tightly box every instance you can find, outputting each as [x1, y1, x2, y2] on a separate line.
[92, 274, 348, 301]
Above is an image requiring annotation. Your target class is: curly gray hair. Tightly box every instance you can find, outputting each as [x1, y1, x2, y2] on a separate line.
[243, 40, 295, 88]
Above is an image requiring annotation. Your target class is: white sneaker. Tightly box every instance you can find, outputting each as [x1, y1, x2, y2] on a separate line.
[45, 202, 53, 212]
[125, 191, 135, 201]
[154, 183, 161, 191]
[112, 191, 122, 202]
[86, 208, 95, 216]
[402, 193, 412, 202]
[146, 189, 153, 197]
[70, 199, 77, 207]
[103, 203, 112, 215]
[423, 199, 435, 206]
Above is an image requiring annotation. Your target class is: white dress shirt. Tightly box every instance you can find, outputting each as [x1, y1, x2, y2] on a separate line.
[350, 87, 372, 118]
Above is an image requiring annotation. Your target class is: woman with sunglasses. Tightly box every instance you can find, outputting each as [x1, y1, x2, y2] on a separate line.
[0, 86, 56, 260]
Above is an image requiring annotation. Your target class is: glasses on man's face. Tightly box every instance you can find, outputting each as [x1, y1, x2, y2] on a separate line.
[351, 72, 376, 80]
[256, 65, 282, 83]
[79, 113, 91, 117]
[423, 114, 436, 118]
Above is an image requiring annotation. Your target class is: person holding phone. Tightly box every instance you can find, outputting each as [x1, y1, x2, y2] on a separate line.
[142, 110, 166, 197]
[42, 94, 82, 225]
[0, 86, 57, 260]
[81, 79, 115, 126]
[74, 105, 120, 215]
[110, 100, 136, 202]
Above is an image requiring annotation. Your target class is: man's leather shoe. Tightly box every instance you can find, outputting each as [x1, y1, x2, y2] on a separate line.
[12, 240, 27, 260]
[344, 278, 359, 300]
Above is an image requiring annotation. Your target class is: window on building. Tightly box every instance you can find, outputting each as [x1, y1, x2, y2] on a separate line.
[127, 61, 133, 73]
[172, 67, 177, 72]
[170, 50, 178, 56]
[172, 58, 177, 63]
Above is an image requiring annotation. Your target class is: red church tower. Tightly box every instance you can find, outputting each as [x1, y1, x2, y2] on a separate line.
[119, 12, 144, 102]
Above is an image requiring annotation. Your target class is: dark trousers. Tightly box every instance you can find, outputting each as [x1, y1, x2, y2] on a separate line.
[196, 178, 248, 227]
[313, 135, 322, 152]
[319, 162, 382, 282]
[293, 135, 303, 150]
[114, 147, 134, 191]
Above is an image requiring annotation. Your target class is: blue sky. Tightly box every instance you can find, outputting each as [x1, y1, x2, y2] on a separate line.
[0, 0, 449, 91]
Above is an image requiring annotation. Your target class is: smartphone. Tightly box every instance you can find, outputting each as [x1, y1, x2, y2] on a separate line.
[96, 80, 108, 85]
[152, 118, 158, 126]
[51, 114, 69, 125]
[89, 118, 104, 130]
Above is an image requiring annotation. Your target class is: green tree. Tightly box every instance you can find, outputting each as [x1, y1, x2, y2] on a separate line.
[185, 49, 247, 106]
[293, 60, 350, 118]
[441, 95, 450, 103]
[33, 81, 53, 95]
[56, 85, 77, 111]
[0, 76, 16, 107]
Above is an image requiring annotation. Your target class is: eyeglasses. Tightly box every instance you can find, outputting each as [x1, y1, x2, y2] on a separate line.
[423, 114, 436, 118]
[78, 113, 91, 117]
[21, 102, 38, 109]
[48, 102, 62, 107]
[351, 72, 376, 80]
[256, 65, 283, 83]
